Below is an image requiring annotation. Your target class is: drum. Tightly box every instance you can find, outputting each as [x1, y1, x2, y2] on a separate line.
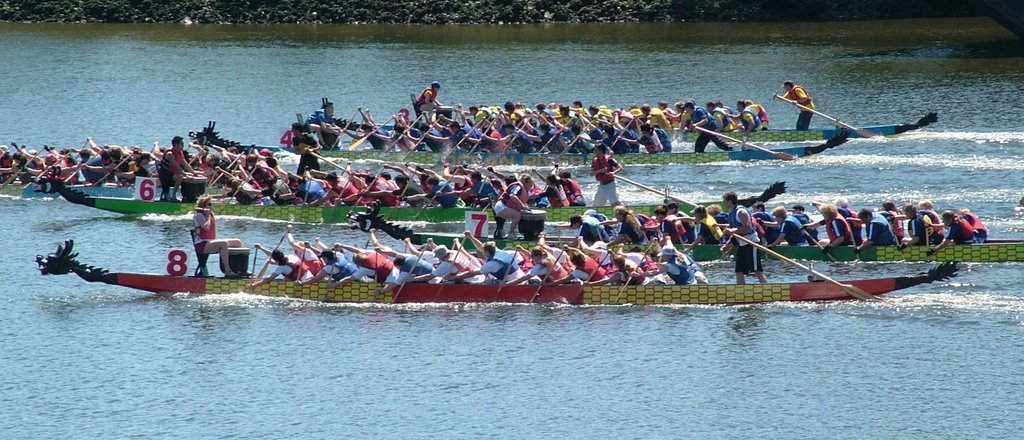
[220, 247, 251, 276]
[180, 177, 207, 203]
[518, 209, 547, 241]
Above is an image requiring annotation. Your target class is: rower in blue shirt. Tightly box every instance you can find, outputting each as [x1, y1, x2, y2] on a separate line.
[855, 208, 896, 254]
[769, 206, 808, 246]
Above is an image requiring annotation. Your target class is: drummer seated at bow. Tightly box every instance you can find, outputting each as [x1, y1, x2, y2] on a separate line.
[448, 231, 527, 285]
[306, 99, 343, 148]
[192, 195, 244, 277]
[929, 210, 978, 254]
[639, 236, 708, 285]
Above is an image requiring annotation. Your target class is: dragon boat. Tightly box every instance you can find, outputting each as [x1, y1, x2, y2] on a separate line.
[291, 132, 851, 166]
[350, 205, 1024, 264]
[36, 240, 957, 305]
[53, 180, 786, 224]
[0, 180, 132, 199]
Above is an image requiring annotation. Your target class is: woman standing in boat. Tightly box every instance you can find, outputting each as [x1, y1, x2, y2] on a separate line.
[192, 195, 243, 277]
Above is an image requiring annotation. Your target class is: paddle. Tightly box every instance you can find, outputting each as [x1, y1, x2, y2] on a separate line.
[727, 231, 879, 301]
[384, 112, 426, 154]
[611, 239, 659, 304]
[90, 155, 131, 187]
[773, 93, 875, 138]
[413, 188, 442, 220]
[251, 225, 292, 289]
[492, 250, 520, 302]
[528, 232, 564, 303]
[615, 175, 699, 210]
[348, 116, 395, 152]
[209, 150, 243, 188]
[691, 126, 797, 160]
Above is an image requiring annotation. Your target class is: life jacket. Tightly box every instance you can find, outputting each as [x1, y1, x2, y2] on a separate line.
[302, 251, 325, 276]
[578, 256, 607, 281]
[740, 107, 761, 131]
[544, 259, 569, 282]
[712, 107, 735, 131]
[330, 254, 359, 281]
[499, 182, 524, 207]
[961, 213, 987, 233]
[489, 250, 517, 280]
[282, 256, 304, 281]
[786, 85, 814, 107]
[250, 165, 276, 190]
[361, 252, 395, 283]
[197, 211, 216, 241]
[415, 87, 435, 105]
[919, 209, 945, 242]
[950, 217, 976, 244]
[727, 206, 760, 244]
[665, 258, 695, 285]
[661, 218, 684, 244]
[781, 216, 805, 245]
[546, 183, 568, 208]
[826, 216, 853, 245]
[560, 178, 585, 205]
[878, 210, 906, 242]
[751, 103, 769, 127]
[592, 155, 616, 184]
[700, 215, 724, 241]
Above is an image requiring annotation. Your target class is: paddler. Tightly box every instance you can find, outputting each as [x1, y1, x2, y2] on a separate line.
[768, 206, 809, 246]
[449, 231, 527, 284]
[929, 210, 977, 255]
[685, 101, 733, 153]
[958, 209, 988, 243]
[780, 81, 814, 130]
[158, 136, 199, 202]
[854, 208, 897, 255]
[192, 195, 244, 277]
[804, 203, 854, 250]
[722, 191, 767, 284]
[640, 237, 708, 285]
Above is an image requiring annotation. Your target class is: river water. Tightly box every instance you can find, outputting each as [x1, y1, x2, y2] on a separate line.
[3, 18, 1024, 439]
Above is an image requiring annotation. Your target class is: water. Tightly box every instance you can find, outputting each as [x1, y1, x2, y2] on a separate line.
[3, 18, 1024, 439]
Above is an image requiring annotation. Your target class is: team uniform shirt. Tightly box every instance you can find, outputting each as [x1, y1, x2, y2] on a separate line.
[864, 215, 897, 246]
[778, 216, 807, 245]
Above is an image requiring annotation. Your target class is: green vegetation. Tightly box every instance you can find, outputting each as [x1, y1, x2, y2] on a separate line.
[0, 0, 980, 24]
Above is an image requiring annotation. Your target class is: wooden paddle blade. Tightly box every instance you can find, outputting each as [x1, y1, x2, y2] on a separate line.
[347, 135, 369, 151]
[851, 126, 876, 139]
[841, 283, 881, 301]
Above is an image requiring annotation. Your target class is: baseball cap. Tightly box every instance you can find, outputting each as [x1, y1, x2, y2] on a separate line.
[433, 245, 449, 260]
[259, 148, 272, 157]
[431, 81, 441, 89]
[593, 241, 607, 250]
[659, 247, 677, 257]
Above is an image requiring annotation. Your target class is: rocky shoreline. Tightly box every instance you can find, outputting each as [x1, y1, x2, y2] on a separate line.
[0, 0, 981, 24]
